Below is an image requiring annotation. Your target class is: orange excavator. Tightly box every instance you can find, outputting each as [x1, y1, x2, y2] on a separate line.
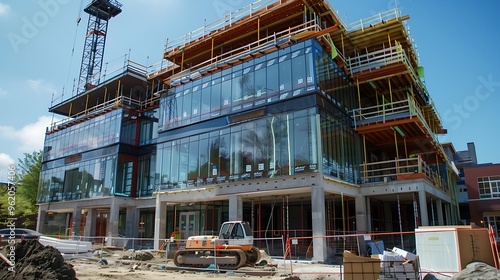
[173, 221, 261, 269]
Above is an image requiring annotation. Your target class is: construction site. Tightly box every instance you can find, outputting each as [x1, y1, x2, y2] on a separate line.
[23, 0, 499, 279]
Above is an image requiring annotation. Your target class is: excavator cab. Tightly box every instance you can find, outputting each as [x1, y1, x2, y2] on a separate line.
[218, 221, 253, 241]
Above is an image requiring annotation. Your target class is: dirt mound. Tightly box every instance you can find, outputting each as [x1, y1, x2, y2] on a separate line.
[134, 251, 154, 261]
[0, 240, 76, 280]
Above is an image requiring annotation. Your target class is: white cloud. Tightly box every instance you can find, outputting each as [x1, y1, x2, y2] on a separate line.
[28, 79, 57, 95]
[0, 115, 53, 153]
[0, 3, 11, 17]
[0, 87, 7, 96]
[0, 153, 15, 183]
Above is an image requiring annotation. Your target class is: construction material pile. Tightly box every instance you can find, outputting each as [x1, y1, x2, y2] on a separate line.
[0, 240, 76, 280]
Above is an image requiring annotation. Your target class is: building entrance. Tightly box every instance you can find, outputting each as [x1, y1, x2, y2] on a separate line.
[179, 211, 198, 239]
[95, 210, 109, 243]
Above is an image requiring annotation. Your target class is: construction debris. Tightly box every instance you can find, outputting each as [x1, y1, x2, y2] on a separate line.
[451, 262, 500, 280]
[134, 251, 154, 261]
[0, 240, 76, 280]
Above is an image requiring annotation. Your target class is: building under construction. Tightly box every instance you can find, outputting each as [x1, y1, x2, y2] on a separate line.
[37, 0, 460, 261]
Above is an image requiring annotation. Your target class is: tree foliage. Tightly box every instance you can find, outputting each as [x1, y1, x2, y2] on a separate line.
[15, 150, 43, 214]
[0, 151, 42, 223]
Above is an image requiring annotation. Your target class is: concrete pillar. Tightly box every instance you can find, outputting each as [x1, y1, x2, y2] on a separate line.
[154, 195, 167, 251]
[311, 186, 327, 261]
[355, 195, 369, 256]
[126, 207, 139, 238]
[445, 204, 451, 226]
[107, 199, 120, 246]
[72, 208, 82, 237]
[366, 197, 372, 232]
[355, 195, 368, 233]
[36, 209, 45, 233]
[437, 199, 444, 225]
[229, 195, 243, 221]
[384, 203, 393, 231]
[84, 208, 96, 238]
[418, 191, 429, 226]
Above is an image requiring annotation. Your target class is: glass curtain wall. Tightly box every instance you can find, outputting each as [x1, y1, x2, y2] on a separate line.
[156, 108, 319, 190]
[158, 40, 316, 131]
[320, 109, 362, 184]
[38, 155, 117, 203]
[43, 109, 122, 161]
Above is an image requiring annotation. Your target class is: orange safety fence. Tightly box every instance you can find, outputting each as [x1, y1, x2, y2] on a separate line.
[283, 226, 499, 278]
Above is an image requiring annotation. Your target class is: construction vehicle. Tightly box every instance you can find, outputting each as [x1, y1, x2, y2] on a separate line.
[173, 221, 261, 269]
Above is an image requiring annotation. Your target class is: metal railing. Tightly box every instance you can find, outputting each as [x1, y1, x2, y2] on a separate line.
[47, 93, 160, 133]
[347, 8, 401, 32]
[351, 95, 419, 126]
[360, 157, 449, 192]
[351, 95, 441, 145]
[169, 18, 323, 85]
[347, 44, 404, 74]
[165, 0, 276, 53]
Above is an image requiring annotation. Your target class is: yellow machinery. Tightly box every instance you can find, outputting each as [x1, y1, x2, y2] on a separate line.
[173, 221, 261, 269]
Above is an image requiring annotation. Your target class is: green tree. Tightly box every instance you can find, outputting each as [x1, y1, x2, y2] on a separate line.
[14, 150, 42, 215]
[0, 151, 42, 226]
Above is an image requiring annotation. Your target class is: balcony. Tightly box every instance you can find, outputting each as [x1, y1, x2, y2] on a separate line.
[360, 157, 449, 192]
[351, 96, 447, 163]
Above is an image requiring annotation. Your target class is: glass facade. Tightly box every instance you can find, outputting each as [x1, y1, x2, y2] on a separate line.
[38, 106, 160, 202]
[159, 40, 316, 131]
[156, 38, 362, 190]
[38, 155, 117, 203]
[38, 38, 362, 202]
[43, 109, 122, 161]
[137, 153, 157, 197]
[320, 109, 361, 184]
[156, 108, 319, 189]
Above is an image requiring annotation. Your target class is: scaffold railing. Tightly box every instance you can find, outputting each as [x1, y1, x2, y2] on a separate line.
[351, 94, 447, 162]
[351, 95, 425, 128]
[347, 41, 435, 114]
[359, 157, 449, 192]
[47, 94, 160, 133]
[165, 0, 276, 53]
[347, 8, 402, 32]
[168, 18, 323, 86]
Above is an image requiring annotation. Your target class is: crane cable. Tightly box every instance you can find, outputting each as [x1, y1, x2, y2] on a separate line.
[65, 0, 85, 97]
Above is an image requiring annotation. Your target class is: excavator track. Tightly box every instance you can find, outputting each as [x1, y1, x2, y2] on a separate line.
[173, 248, 247, 269]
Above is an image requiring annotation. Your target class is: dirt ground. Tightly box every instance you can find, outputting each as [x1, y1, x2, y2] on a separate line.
[68, 248, 335, 280]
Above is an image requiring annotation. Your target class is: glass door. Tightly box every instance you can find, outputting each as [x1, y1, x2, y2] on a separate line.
[179, 211, 198, 239]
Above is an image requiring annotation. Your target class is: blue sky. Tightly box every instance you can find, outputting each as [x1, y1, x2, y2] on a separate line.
[0, 0, 499, 182]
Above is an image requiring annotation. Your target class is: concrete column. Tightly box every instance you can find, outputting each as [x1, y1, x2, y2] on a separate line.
[84, 208, 96, 238]
[36, 209, 46, 233]
[444, 204, 451, 226]
[311, 186, 326, 261]
[437, 199, 444, 225]
[229, 195, 243, 221]
[72, 208, 82, 237]
[355, 195, 368, 233]
[384, 203, 393, 231]
[418, 191, 429, 226]
[126, 207, 139, 238]
[107, 199, 120, 246]
[366, 197, 372, 232]
[154, 196, 167, 251]
[355, 195, 369, 256]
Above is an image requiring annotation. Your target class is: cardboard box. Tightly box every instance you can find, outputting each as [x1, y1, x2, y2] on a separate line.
[343, 250, 381, 280]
